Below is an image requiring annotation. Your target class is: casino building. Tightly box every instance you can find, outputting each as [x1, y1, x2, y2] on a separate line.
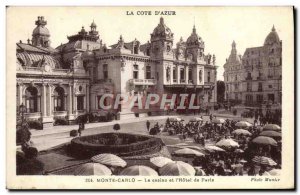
[16, 16, 217, 127]
[223, 26, 282, 106]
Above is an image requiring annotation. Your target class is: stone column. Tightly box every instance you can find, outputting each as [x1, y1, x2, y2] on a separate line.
[42, 84, 47, 117]
[170, 66, 173, 85]
[73, 85, 77, 113]
[185, 66, 189, 84]
[18, 83, 23, 106]
[64, 94, 67, 111]
[37, 95, 41, 112]
[86, 85, 90, 112]
[177, 66, 180, 84]
[47, 84, 52, 116]
[68, 84, 73, 115]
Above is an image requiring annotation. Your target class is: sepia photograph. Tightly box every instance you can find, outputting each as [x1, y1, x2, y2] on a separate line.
[6, 6, 295, 190]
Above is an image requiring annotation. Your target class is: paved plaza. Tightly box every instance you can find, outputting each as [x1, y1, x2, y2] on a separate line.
[29, 110, 253, 152]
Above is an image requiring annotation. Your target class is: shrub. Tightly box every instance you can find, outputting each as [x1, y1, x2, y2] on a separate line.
[24, 147, 38, 159]
[16, 152, 44, 175]
[70, 130, 78, 137]
[16, 127, 31, 145]
[147, 111, 152, 116]
[113, 123, 120, 131]
[54, 118, 68, 126]
[27, 120, 43, 130]
[233, 109, 237, 115]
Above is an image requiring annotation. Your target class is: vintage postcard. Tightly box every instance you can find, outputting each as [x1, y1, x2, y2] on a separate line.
[6, 6, 294, 189]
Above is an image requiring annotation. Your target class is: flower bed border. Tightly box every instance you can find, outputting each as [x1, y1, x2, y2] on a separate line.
[70, 132, 165, 158]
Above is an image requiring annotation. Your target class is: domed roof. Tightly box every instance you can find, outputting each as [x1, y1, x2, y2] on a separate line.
[32, 26, 50, 36]
[264, 25, 280, 45]
[186, 25, 204, 47]
[151, 17, 173, 40]
[90, 20, 97, 28]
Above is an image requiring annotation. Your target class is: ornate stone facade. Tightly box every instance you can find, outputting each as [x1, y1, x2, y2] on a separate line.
[223, 26, 282, 106]
[16, 16, 218, 125]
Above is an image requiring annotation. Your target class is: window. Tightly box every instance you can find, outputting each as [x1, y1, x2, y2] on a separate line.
[247, 82, 252, 92]
[269, 85, 272, 89]
[188, 68, 192, 83]
[25, 86, 38, 113]
[146, 66, 151, 79]
[134, 45, 139, 54]
[199, 70, 203, 83]
[258, 83, 263, 91]
[133, 64, 139, 79]
[93, 66, 97, 81]
[257, 94, 263, 103]
[77, 96, 84, 111]
[103, 64, 108, 79]
[235, 75, 238, 81]
[180, 68, 184, 81]
[280, 57, 282, 66]
[207, 72, 211, 83]
[173, 68, 177, 80]
[146, 48, 150, 56]
[54, 87, 65, 111]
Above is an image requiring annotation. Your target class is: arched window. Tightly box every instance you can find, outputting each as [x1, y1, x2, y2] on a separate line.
[199, 70, 203, 83]
[54, 87, 65, 111]
[25, 86, 38, 113]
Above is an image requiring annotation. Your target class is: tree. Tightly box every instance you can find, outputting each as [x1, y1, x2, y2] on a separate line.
[217, 80, 225, 103]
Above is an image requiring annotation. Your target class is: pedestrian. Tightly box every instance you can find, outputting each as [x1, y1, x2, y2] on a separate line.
[209, 114, 213, 122]
[78, 122, 82, 137]
[146, 120, 150, 131]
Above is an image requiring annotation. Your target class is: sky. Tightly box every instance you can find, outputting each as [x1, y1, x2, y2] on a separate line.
[7, 6, 293, 80]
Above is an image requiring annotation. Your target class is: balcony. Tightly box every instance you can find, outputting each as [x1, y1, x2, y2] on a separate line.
[24, 112, 42, 119]
[129, 79, 156, 85]
[188, 80, 194, 84]
[180, 79, 186, 84]
[53, 110, 68, 117]
[173, 79, 177, 83]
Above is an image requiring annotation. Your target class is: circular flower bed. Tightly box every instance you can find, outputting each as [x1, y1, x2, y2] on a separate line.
[70, 133, 165, 158]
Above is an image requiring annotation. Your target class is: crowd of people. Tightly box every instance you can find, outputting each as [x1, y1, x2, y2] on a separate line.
[146, 113, 282, 176]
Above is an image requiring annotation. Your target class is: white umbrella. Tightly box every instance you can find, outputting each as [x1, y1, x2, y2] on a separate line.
[159, 161, 196, 176]
[190, 117, 203, 122]
[263, 124, 281, 132]
[74, 163, 112, 176]
[232, 129, 252, 136]
[216, 139, 239, 148]
[252, 136, 277, 146]
[194, 167, 206, 176]
[252, 156, 277, 166]
[119, 165, 158, 176]
[91, 153, 127, 167]
[205, 145, 225, 152]
[268, 169, 281, 176]
[235, 121, 252, 128]
[150, 156, 173, 168]
[174, 148, 205, 157]
[212, 118, 226, 124]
